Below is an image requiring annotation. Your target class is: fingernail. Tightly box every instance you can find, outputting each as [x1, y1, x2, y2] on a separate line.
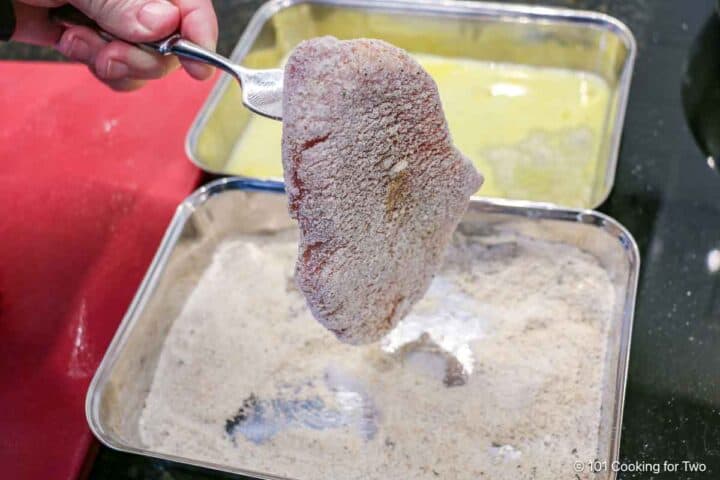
[67, 37, 91, 63]
[105, 59, 129, 79]
[55, 35, 90, 62]
[137, 2, 178, 31]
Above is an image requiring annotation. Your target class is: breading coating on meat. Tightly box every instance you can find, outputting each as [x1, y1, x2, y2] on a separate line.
[282, 36, 483, 344]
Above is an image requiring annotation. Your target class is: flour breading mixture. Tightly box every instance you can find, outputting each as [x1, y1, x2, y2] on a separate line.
[282, 37, 482, 344]
[139, 228, 614, 480]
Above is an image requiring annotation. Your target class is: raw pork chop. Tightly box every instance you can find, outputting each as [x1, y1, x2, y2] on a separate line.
[282, 36, 482, 344]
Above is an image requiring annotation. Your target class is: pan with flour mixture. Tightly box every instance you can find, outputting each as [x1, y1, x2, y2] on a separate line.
[138, 226, 615, 480]
[85, 183, 638, 480]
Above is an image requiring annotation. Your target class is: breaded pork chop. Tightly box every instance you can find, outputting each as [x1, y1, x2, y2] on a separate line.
[282, 37, 483, 344]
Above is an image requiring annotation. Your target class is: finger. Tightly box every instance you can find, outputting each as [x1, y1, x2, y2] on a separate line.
[11, 2, 63, 46]
[94, 41, 181, 80]
[56, 26, 179, 81]
[172, 0, 217, 80]
[55, 27, 149, 91]
[86, 64, 146, 91]
[55, 25, 107, 65]
[69, 0, 180, 43]
[101, 76, 148, 91]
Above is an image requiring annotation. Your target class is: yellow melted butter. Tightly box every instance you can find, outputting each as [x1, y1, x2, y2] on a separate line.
[226, 54, 611, 207]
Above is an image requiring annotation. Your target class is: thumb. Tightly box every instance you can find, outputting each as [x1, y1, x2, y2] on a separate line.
[69, 0, 180, 42]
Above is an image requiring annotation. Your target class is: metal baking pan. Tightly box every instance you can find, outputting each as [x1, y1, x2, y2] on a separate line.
[186, 0, 635, 209]
[86, 177, 639, 480]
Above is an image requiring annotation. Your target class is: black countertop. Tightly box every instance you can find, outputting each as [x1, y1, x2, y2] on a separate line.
[4, 0, 719, 478]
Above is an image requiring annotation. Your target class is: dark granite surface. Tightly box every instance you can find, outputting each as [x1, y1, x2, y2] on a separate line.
[4, 0, 720, 478]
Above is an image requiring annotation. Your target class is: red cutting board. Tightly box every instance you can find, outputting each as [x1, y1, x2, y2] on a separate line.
[0, 62, 213, 480]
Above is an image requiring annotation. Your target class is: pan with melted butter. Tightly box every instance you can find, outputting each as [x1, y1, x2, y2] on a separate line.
[225, 55, 611, 208]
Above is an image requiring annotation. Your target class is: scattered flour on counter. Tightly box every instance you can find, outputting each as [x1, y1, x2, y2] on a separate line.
[138, 228, 615, 480]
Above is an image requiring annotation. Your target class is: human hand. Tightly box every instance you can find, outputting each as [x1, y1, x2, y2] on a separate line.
[10, 0, 218, 90]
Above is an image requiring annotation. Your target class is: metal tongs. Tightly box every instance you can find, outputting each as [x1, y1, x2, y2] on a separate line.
[50, 5, 283, 120]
